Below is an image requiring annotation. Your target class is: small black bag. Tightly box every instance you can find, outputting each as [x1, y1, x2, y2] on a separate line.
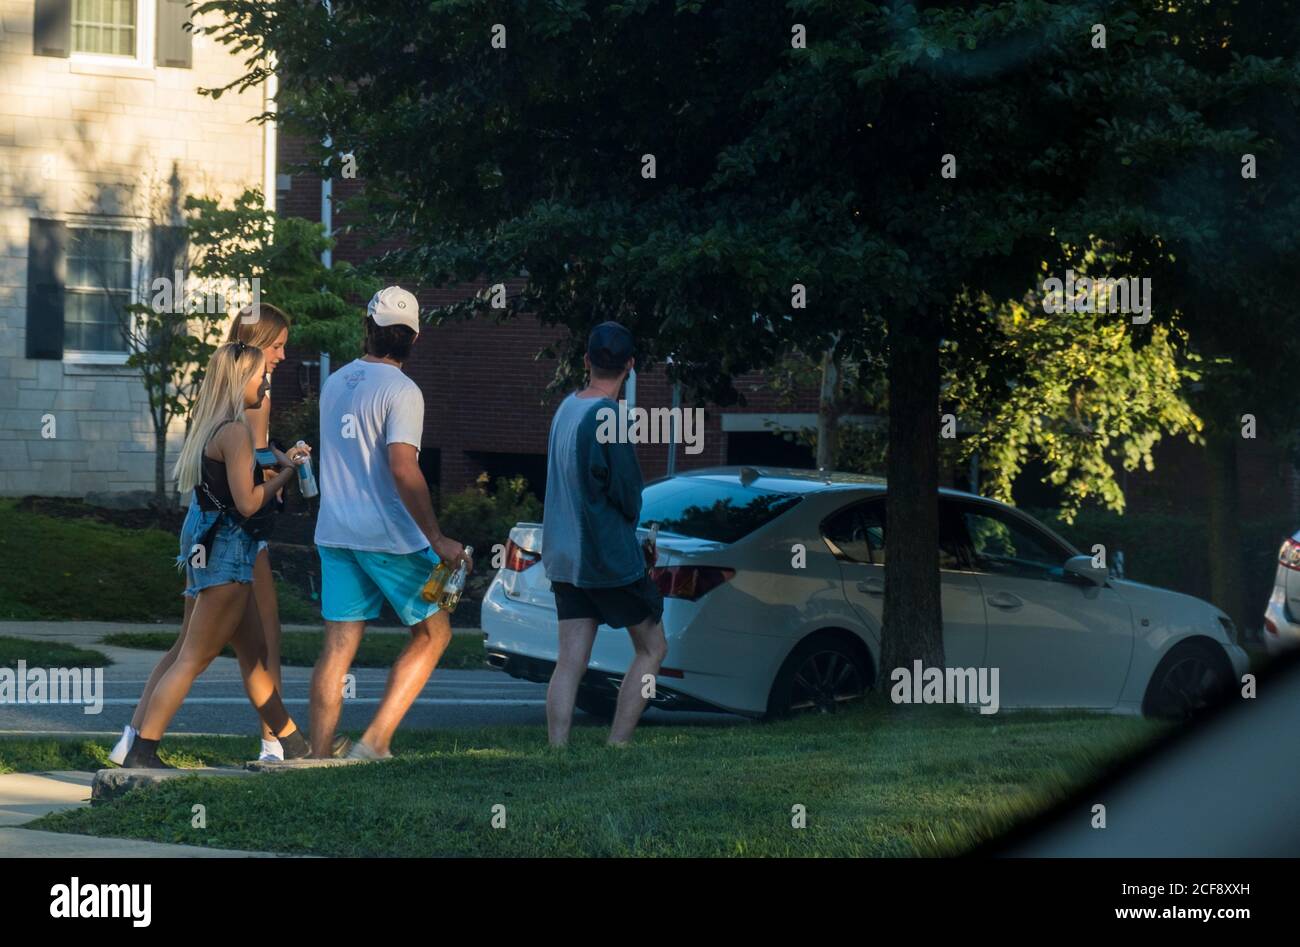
[197, 479, 277, 544]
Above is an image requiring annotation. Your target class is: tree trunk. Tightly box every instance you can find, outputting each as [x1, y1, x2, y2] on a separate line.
[816, 343, 840, 471]
[154, 419, 168, 505]
[1206, 428, 1246, 629]
[880, 307, 945, 679]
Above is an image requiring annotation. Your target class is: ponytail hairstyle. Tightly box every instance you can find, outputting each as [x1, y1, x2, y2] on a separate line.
[173, 341, 266, 495]
[226, 302, 290, 350]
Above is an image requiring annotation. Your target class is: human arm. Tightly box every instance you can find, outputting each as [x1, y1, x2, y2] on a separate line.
[385, 385, 471, 571]
[217, 422, 298, 518]
[389, 443, 471, 572]
[591, 438, 644, 525]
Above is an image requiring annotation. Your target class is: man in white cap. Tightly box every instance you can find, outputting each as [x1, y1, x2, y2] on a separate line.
[310, 286, 472, 759]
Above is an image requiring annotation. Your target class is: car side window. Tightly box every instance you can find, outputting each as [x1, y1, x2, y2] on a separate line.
[960, 506, 1069, 581]
[822, 503, 884, 565]
[824, 500, 965, 569]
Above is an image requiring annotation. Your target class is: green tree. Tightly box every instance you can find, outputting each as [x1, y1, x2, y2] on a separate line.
[121, 260, 226, 503]
[186, 188, 379, 361]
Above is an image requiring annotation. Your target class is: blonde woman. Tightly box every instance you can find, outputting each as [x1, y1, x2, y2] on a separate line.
[112, 305, 305, 764]
[122, 340, 311, 768]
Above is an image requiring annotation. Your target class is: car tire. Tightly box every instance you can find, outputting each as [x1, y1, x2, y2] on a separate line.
[765, 632, 871, 720]
[1142, 640, 1234, 719]
[574, 689, 618, 720]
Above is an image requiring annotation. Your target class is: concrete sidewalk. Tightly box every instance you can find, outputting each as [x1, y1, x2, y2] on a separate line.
[0, 771, 93, 826]
[0, 770, 293, 857]
[0, 827, 288, 857]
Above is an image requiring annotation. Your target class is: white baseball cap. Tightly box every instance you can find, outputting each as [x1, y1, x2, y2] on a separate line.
[367, 286, 420, 333]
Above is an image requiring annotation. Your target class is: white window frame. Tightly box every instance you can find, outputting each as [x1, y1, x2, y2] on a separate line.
[68, 0, 156, 69]
[62, 218, 146, 366]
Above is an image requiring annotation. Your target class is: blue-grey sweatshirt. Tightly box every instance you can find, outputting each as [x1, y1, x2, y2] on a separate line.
[542, 393, 645, 588]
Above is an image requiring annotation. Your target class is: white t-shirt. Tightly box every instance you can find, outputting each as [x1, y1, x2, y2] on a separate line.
[314, 358, 429, 554]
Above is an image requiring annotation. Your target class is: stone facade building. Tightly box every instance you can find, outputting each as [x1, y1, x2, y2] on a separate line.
[0, 0, 276, 495]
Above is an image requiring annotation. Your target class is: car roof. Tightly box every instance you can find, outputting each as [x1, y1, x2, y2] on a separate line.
[669, 466, 985, 500]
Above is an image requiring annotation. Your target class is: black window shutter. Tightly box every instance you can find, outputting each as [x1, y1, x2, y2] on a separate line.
[150, 224, 188, 281]
[33, 0, 72, 58]
[26, 219, 67, 361]
[156, 0, 193, 69]
[150, 225, 188, 330]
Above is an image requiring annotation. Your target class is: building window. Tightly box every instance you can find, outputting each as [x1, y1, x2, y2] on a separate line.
[65, 227, 134, 355]
[72, 0, 138, 57]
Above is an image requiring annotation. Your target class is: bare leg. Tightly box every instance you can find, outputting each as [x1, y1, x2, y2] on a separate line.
[129, 595, 195, 731]
[547, 618, 598, 747]
[231, 549, 282, 741]
[252, 549, 282, 739]
[608, 617, 668, 746]
[360, 610, 452, 756]
[310, 620, 364, 757]
[138, 584, 251, 741]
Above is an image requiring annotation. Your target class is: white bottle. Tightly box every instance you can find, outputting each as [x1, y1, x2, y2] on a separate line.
[295, 440, 318, 498]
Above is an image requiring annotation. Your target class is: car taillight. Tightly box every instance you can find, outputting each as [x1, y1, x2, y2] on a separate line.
[1280, 538, 1300, 571]
[1264, 616, 1279, 636]
[650, 566, 734, 601]
[504, 539, 541, 572]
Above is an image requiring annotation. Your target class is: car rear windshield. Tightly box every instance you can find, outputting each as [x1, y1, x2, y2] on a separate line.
[638, 477, 802, 545]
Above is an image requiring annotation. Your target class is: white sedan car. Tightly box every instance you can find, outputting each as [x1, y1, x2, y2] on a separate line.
[482, 467, 1248, 719]
[1262, 530, 1300, 654]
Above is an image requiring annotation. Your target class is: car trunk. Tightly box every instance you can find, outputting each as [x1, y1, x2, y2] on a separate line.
[497, 523, 722, 611]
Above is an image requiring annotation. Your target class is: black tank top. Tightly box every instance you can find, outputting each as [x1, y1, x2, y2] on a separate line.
[195, 420, 258, 513]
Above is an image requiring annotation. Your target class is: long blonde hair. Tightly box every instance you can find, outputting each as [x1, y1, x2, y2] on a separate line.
[226, 303, 290, 349]
[174, 341, 266, 495]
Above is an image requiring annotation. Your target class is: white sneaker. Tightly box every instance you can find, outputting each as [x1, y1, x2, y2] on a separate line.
[258, 738, 284, 762]
[344, 740, 393, 761]
[108, 724, 136, 766]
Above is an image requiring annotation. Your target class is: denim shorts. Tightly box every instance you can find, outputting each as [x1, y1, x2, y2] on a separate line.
[176, 499, 258, 598]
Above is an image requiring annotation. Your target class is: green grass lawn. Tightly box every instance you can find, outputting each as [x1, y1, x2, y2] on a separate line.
[0, 499, 317, 623]
[0, 636, 111, 669]
[100, 629, 487, 670]
[22, 706, 1165, 857]
[0, 735, 237, 774]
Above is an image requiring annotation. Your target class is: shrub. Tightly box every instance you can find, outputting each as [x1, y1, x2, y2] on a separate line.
[438, 473, 543, 562]
[272, 395, 320, 456]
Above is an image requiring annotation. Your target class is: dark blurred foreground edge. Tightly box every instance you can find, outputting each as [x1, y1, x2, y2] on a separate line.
[981, 645, 1300, 858]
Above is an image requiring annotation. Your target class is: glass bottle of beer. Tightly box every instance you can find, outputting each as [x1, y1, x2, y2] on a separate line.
[437, 546, 473, 613]
[420, 546, 473, 612]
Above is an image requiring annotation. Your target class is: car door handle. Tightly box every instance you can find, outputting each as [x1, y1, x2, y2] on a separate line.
[986, 591, 1023, 610]
[857, 578, 885, 596]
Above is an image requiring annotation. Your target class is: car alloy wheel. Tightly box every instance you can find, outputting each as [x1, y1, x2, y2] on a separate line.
[788, 649, 867, 714]
[1156, 652, 1222, 717]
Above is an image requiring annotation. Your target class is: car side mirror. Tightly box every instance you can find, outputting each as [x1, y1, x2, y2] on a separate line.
[1063, 555, 1108, 587]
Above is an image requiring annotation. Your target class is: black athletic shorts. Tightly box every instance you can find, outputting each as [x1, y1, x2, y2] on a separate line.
[551, 573, 664, 628]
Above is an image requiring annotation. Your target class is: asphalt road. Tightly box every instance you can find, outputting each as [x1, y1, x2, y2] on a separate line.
[0, 641, 749, 736]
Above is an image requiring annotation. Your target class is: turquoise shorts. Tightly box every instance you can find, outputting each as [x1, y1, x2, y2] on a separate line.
[318, 545, 442, 627]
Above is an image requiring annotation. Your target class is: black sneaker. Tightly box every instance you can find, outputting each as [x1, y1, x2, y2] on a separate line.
[120, 744, 175, 770]
[331, 734, 353, 759]
[277, 729, 313, 760]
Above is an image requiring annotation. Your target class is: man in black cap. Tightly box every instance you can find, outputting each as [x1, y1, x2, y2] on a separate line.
[541, 321, 666, 746]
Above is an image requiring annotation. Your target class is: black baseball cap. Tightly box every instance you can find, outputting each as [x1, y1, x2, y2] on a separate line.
[587, 321, 635, 371]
